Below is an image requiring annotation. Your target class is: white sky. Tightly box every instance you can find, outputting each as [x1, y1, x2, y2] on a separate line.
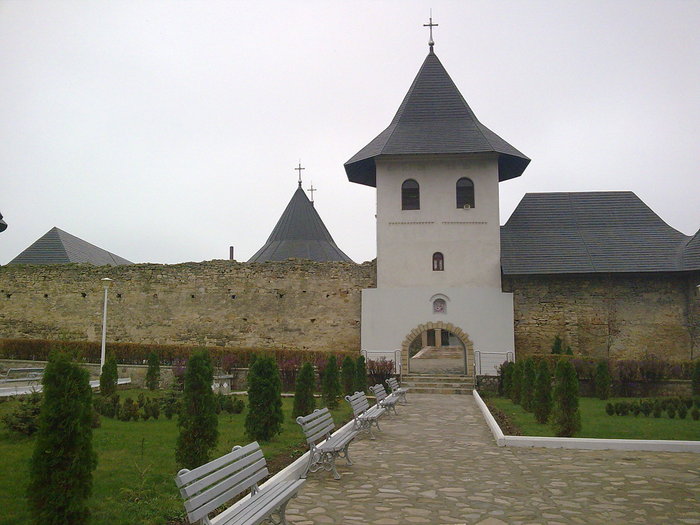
[1, 1, 699, 265]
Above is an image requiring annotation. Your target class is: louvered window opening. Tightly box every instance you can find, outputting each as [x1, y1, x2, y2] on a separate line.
[401, 179, 420, 210]
[456, 177, 475, 208]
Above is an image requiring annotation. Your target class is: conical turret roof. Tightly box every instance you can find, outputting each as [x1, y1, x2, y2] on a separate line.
[9, 227, 132, 265]
[345, 50, 530, 186]
[248, 186, 353, 263]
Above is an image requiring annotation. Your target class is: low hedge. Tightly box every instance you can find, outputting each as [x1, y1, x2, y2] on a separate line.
[0, 338, 355, 372]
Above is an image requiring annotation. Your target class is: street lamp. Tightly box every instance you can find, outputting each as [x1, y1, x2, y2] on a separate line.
[100, 278, 113, 372]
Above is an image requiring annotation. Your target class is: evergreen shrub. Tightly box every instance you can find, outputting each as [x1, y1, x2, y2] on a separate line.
[245, 356, 283, 442]
[594, 360, 612, 400]
[533, 360, 552, 424]
[521, 358, 536, 412]
[692, 408, 700, 421]
[354, 356, 368, 394]
[552, 359, 581, 437]
[678, 405, 687, 419]
[99, 356, 118, 397]
[1, 392, 42, 435]
[551, 335, 563, 355]
[693, 360, 700, 396]
[321, 355, 341, 409]
[605, 402, 615, 416]
[145, 352, 160, 390]
[28, 352, 97, 525]
[511, 360, 524, 405]
[292, 362, 316, 419]
[499, 361, 514, 397]
[667, 406, 676, 419]
[341, 356, 356, 396]
[176, 351, 219, 469]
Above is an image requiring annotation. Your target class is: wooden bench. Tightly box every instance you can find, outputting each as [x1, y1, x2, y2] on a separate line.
[0, 367, 44, 384]
[175, 441, 305, 525]
[386, 377, 408, 405]
[370, 383, 399, 415]
[345, 390, 386, 440]
[296, 407, 358, 480]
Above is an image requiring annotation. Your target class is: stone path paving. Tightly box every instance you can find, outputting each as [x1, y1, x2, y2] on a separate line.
[286, 394, 700, 524]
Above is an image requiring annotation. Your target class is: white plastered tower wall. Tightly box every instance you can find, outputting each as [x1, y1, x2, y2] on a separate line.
[344, 46, 529, 373]
[361, 154, 515, 374]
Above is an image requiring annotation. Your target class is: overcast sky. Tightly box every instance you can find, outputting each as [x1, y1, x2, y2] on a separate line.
[1, 1, 699, 265]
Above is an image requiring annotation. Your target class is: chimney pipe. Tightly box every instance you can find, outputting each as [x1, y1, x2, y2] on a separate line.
[229, 246, 234, 261]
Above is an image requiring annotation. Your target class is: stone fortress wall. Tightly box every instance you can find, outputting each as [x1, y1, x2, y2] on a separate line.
[0, 261, 697, 360]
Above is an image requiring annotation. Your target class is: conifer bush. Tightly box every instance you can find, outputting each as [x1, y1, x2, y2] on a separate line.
[511, 360, 524, 405]
[176, 351, 219, 469]
[322, 355, 341, 409]
[551, 335, 563, 355]
[99, 356, 118, 397]
[533, 360, 552, 424]
[552, 359, 581, 437]
[341, 356, 356, 396]
[28, 352, 97, 525]
[498, 361, 514, 397]
[355, 355, 368, 393]
[521, 358, 536, 412]
[292, 362, 316, 419]
[594, 360, 612, 400]
[693, 360, 700, 396]
[145, 351, 160, 390]
[2, 392, 42, 436]
[245, 356, 284, 442]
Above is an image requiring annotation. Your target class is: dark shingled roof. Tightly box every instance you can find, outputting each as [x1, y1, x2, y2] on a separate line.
[501, 192, 699, 274]
[9, 227, 132, 266]
[248, 186, 353, 263]
[345, 50, 530, 187]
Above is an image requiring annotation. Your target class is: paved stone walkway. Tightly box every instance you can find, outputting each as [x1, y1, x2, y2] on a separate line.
[286, 394, 700, 524]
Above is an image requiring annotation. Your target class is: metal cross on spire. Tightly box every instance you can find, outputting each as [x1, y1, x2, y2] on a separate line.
[307, 183, 316, 205]
[423, 11, 438, 51]
[294, 161, 305, 187]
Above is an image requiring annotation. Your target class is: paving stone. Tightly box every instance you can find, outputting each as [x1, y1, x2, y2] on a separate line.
[285, 394, 699, 524]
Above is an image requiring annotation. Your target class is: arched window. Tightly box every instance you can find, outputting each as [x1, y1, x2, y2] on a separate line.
[401, 179, 420, 210]
[456, 177, 475, 208]
[432, 252, 444, 271]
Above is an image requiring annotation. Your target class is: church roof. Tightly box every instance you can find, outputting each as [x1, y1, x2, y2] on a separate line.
[345, 50, 530, 187]
[9, 227, 132, 266]
[248, 186, 353, 263]
[501, 192, 699, 274]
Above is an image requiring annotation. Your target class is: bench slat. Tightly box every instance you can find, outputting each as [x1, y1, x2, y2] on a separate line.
[176, 441, 260, 487]
[186, 461, 269, 523]
[179, 449, 265, 499]
[214, 479, 305, 525]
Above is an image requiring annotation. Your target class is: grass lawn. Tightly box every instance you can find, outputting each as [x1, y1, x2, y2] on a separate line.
[0, 389, 352, 525]
[488, 396, 700, 441]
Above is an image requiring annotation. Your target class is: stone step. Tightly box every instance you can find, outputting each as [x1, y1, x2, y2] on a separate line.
[403, 381, 474, 389]
[409, 387, 473, 395]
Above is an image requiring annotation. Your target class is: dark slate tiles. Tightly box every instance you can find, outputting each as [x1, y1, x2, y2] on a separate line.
[345, 50, 529, 186]
[501, 192, 696, 274]
[9, 227, 132, 266]
[248, 186, 353, 263]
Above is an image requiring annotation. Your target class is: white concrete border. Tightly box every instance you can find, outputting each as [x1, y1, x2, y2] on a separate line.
[472, 391, 700, 453]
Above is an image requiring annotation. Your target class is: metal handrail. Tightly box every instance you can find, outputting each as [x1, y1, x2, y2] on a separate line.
[473, 351, 514, 381]
[360, 349, 402, 381]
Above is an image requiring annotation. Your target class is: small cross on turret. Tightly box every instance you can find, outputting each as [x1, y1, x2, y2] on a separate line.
[307, 183, 317, 206]
[423, 11, 438, 51]
[294, 161, 305, 187]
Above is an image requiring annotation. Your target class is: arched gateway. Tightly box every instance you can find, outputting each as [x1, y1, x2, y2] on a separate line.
[401, 322, 474, 376]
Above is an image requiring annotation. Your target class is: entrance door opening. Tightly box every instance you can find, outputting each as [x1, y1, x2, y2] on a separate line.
[407, 328, 467, 375]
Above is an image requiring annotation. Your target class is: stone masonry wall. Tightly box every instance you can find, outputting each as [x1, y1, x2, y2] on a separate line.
[504, 272, 700, 361]
[0, 260, 376, 353]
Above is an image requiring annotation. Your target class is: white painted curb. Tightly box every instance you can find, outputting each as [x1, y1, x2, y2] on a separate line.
[472, 391, 700, 453]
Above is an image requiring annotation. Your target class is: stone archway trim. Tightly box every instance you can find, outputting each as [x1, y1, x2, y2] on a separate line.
[400, 321, 474, 376]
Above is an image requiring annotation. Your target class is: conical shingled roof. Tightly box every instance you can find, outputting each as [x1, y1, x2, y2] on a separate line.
[248, 186, 353, 263]
[9, 227, 132, 266]
[345, 50, 530, 187]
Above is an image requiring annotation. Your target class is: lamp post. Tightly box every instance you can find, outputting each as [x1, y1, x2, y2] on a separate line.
[100, 278, 113, 372]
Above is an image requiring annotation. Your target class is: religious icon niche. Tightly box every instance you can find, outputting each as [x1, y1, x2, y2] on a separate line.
[433, 298, 446, 314]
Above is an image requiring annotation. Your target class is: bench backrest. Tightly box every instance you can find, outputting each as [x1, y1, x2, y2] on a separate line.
[296, 408, 335, 446]
[175, 441, 268, 524]
[387, 377, 402, 393]
[370, 384, 388, 402]
[345, 391, 370, 416]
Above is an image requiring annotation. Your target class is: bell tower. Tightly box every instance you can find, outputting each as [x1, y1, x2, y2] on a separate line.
[345, 20, 529, 374]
